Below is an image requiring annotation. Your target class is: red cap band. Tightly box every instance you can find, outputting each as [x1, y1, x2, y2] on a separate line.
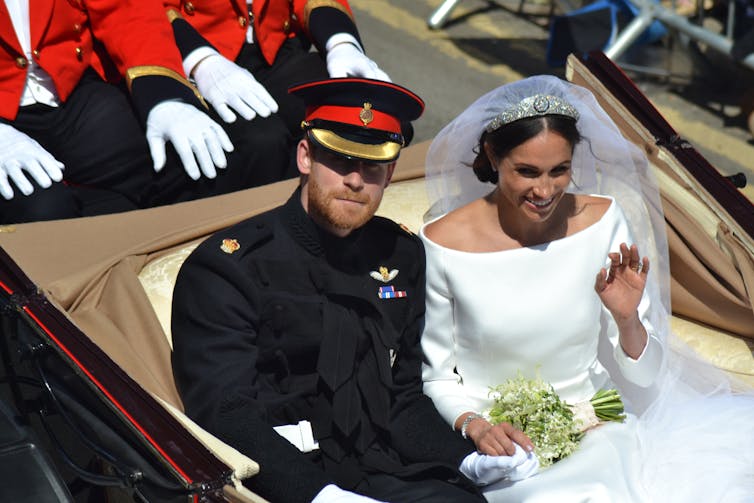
[305, 104, 401, 134]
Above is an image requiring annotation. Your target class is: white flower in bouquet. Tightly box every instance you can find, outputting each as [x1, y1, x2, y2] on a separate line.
[487, 373, 625, 468]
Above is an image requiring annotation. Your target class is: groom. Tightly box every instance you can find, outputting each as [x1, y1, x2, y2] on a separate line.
[170, 77, 534, 502]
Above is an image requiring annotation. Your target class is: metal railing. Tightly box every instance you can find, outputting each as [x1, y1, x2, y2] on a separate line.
[605, 0, 754, 71]
[427, 0, 754, 71]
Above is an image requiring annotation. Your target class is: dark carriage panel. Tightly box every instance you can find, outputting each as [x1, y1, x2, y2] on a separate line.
[0, 247, 234, 502]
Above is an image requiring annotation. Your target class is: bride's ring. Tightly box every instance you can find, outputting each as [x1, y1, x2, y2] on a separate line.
[631, 263, 642, 272]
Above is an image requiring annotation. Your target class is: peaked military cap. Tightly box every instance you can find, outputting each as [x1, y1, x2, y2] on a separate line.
[289, 77, 425, 162]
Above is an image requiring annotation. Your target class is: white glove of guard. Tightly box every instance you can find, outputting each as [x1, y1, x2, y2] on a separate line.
[146, 101, 234, 180]
[192, 54, 278, 123]
[311, 484, 387, 503]
[459, 444, 540, 486]
[326, 42, 391, 82]
[0, 123, 64, 199]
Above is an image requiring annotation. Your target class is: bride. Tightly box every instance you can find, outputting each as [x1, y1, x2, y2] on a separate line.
[419, 75, 754, 502]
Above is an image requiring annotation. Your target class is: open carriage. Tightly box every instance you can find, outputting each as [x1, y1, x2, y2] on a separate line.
[0, 52, 752, 502]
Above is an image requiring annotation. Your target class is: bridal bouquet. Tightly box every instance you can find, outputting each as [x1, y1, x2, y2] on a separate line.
[487, 373, 625, 468]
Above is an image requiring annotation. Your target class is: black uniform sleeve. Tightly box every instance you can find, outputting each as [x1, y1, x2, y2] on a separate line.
[171, 237, 333, 503]
[308, 7, 363, 53]
[386, 235, 476, 470]
[170, 17, 218, 60]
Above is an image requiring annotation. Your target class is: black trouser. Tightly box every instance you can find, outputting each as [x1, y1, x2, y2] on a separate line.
[355, 472, 484, 503]
[0, 71, 291, 224]
[236, 36, 330, 143]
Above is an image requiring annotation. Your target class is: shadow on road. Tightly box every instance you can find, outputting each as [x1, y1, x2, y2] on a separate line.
[450, 37, 564, 78]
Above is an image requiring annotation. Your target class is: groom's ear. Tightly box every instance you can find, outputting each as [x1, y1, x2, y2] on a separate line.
[297, 139, 312, 176]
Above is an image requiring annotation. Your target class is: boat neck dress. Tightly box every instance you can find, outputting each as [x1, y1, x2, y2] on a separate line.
[420, 196, 663, 502]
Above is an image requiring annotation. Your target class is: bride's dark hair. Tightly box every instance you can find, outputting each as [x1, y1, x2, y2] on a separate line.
[471, 115, 581, 184]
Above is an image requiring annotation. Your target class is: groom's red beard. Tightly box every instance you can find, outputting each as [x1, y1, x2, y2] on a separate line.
[307, 177, 379, 233]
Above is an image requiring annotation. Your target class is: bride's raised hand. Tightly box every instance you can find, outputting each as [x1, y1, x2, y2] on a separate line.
[594, 242, 649, 321]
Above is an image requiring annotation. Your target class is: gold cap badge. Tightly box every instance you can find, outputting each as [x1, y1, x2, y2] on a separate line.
[359, 102, 373, 126]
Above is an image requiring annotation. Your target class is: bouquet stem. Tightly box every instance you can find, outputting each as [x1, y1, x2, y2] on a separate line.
[589, 389, 626, 423]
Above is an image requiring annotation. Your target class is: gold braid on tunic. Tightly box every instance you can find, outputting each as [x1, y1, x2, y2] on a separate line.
[125, 66, 208, 109]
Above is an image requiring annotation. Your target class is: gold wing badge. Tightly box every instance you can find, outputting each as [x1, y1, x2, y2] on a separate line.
[370, 266, 398, 282]
[371, 266, 407, 299]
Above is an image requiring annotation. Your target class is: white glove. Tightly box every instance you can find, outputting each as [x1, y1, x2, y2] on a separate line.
[326, 42, 390, 82]
[459, 444, 539, 486]
[311, 484, 387, 503]
[146, 101, 234, 180]
[0, 123, 64, 199]
[192, 54, 278, 123]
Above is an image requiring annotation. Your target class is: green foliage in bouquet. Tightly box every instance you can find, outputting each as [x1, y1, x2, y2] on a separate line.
[487, 373, 626, 468]
[488, 373, 580, 468]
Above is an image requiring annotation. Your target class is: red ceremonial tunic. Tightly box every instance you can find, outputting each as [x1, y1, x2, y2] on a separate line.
[0, 0, 194, 120]
[162, 0, 355, 65]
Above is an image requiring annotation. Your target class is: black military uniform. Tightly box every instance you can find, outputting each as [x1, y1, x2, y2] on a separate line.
[171, 78, 483, 502]
[172, 189, 482, 502]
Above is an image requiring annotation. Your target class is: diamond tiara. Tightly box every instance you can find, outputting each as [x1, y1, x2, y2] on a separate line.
[485, 94, 580, 133]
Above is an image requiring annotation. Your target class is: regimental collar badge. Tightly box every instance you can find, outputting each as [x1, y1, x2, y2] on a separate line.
[360, 102, 373, 126]
[370, 266, 398, 283]
[220, 238, 240, 254]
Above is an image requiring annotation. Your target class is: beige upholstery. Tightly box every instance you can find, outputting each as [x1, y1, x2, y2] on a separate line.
[138, 242, 200, 347]
[375, 178, 431, 233]
[671, 317, 754, 387]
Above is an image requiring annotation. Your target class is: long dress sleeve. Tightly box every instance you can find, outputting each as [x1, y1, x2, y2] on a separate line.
[420, 241, 478, 426]
[599, 203, 663, 389]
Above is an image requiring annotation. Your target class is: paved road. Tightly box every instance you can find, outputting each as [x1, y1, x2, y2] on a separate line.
[350, 0, 754, 201]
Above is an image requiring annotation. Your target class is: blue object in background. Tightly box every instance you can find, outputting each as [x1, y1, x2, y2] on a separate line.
[546, 0, 668, 67]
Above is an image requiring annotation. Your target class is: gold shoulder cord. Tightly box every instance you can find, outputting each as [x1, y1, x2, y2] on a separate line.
[302, 0, 354, 31]
[125, 66, 208, 109]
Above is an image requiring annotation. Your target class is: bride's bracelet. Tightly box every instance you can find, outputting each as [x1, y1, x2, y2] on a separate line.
[460, 413, 485, 440]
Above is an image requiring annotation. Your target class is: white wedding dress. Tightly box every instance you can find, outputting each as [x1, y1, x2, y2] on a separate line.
[420, 196, 754, 503]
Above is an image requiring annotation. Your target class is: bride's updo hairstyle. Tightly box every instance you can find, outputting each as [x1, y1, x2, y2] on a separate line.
[472, 114, 581, 184]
